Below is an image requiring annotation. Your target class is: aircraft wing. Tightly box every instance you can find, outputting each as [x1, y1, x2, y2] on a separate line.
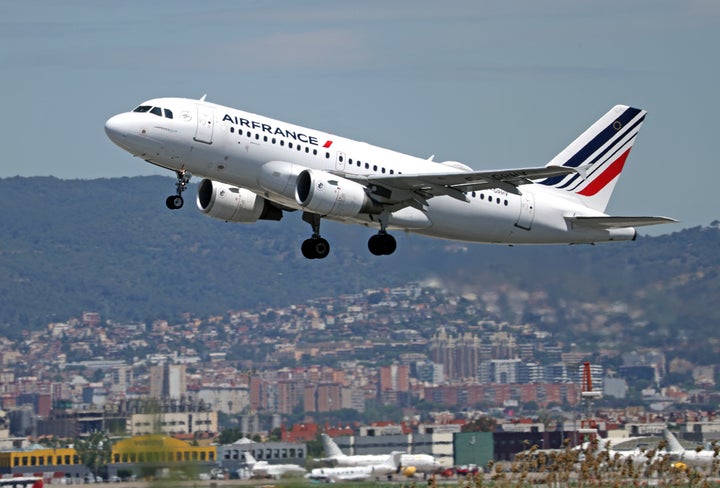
[342, 165, 577, 206]
[567, 216, 678, 229]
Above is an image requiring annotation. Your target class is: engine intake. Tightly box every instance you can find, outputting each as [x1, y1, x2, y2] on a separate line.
[295, 169, 380, 217]
[197, 179, 282, 222]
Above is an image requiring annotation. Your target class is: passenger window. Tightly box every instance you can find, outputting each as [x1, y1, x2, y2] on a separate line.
[164, 109, 173, 119]
[150, 107, 162, 117]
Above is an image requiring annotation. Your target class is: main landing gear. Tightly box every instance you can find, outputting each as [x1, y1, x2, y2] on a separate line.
[367, 211, 397, 256]
[301, 212, 330, 260]
[368, 231, 397, 256]
[166, 170, 191, 210]
[300, 212, 398, 259]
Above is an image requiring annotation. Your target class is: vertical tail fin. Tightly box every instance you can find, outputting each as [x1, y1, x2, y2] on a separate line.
[540, 105, 647, 212]
[385, 451, 403, 470]
[242, 451, 257, 465]
[321, 433, 345, 458]
[662, 428, 685, 454]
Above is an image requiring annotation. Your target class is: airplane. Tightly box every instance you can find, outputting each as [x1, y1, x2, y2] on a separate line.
[241, 451, 307, 479]
[105, 97, 676, 259]
[662, 428, 719, 469]
[306, 451, 402, 482]
[571, 433, 663, 468]
[319, 433, 447, 476]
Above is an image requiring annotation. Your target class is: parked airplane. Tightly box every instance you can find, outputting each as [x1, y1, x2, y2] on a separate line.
[306, 451, 402, 482]
[242, 451, 306, 479]
[105, 97, 675, 259]
[574, 434, 662, 467]
[663, 428, 719, 468]
[319, 433, 446, 475]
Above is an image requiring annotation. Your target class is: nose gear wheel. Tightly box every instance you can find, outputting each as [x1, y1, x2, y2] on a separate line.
[166, 170, 191, 210]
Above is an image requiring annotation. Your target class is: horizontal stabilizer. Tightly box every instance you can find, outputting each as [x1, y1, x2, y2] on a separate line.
[567, 216, 677, 229]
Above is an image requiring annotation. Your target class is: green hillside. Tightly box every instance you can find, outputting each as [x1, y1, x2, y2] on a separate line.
[1, 176, 717, 354]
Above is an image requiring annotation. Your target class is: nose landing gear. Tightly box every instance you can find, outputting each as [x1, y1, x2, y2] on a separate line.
[166, 170, 191, 210]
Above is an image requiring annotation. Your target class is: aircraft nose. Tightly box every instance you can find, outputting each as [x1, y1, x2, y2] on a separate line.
[104, 113, 128, 145]
[104, 114, 122, 143]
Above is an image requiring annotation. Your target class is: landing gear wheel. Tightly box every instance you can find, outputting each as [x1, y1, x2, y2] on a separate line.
[165, 195, 184, 210]
[301, 212, 331, 260]
[166, 170, 191, 210]
[302, 238, 330, 259]
[368, 233, 397, 256]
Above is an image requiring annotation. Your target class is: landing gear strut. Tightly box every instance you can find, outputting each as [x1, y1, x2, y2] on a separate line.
[301, 212, 330, 260]
[166, 170, 191, 210]
[368, 211, 397, 256]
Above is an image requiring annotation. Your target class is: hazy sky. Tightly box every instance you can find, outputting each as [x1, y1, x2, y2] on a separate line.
[2, 1, 718, 231]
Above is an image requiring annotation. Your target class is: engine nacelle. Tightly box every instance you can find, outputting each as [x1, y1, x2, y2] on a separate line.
[257, 161, 305, 205]
[196, 179, 282, 223]
[295, 169, 381, 217]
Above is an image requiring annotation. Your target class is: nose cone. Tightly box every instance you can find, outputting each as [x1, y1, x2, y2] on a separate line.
[104, 113, 129, 147]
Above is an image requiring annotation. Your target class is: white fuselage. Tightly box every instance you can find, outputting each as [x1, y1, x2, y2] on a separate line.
[327, 452, 444, 474]
[307, 462, 396, 482]
[105, 97, 636, 246]
[250, 461, 306, 478]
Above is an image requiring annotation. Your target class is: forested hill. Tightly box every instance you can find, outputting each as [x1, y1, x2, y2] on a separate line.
[1, 176, 717, 341]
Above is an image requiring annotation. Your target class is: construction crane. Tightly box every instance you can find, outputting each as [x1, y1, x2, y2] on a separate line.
[579, 361, 602, 443]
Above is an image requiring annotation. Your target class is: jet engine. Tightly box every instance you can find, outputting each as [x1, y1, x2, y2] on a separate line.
[196, 179, 282, 222]
[295, 169, 381, 217]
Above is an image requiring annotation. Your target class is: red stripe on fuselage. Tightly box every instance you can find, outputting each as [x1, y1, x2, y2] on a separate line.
[577, 148, 631, 196]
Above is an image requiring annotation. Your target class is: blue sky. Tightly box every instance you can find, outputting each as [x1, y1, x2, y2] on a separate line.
[2, 0, 718, 231]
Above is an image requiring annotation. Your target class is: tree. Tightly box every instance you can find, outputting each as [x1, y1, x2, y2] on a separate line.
[74, 431, 112, 478]
[461, 415, 496, 432]
[218, 427, 244, 445]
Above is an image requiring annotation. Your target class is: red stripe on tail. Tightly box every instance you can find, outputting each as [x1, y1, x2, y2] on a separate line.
[577, 148, 631, 197]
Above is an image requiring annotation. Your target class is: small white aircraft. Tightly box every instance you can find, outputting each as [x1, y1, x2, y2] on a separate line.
[242, 451, 306, 479]
[307, 451, 402, 482]
[663, 428, 719, 468]
[105, 97, 675, 259]
[319, 433, 446, 475]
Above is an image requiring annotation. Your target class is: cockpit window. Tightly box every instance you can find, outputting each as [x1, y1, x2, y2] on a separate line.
[133, 105, 173, 118]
